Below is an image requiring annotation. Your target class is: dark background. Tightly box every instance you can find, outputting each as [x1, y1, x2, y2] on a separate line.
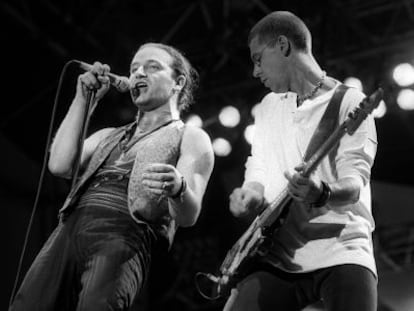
[2, 0, 414, 310]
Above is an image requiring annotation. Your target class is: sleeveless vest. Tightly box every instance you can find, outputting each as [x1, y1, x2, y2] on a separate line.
[59, 120, 185, 246]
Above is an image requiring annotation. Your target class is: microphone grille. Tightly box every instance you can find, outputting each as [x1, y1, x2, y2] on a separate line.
[114, 77, 130, 93]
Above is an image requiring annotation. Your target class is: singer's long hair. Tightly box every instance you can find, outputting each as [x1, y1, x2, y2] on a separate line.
[138, 42, 199, 112]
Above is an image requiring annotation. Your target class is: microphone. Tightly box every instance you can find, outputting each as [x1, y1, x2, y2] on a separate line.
[74, 60, 130, 93]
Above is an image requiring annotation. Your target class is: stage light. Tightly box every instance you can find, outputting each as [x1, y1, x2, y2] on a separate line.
[344, 77, 363, 91]
[244, 124, 255, 144]
[185, 114, 203, 127]
[218, 106, 240, 128]
[392, 63, 414, 87]
[212, 137, 232, 156]
[372, 100, 387, 118]
[397, 89, 414, 110]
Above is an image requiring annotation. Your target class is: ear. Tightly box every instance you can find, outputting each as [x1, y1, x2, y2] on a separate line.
[173, 75, 186, 92]
[277, 35, 291, 57]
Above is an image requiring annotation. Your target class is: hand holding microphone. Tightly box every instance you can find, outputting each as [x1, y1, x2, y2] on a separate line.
[74, 60, 130, 102]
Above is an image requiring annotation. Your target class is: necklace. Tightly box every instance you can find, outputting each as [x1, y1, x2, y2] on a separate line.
[297, 71, 326, 105]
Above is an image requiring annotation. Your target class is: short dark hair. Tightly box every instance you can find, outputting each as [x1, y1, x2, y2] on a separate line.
[248, 11, 311, 52]
[138, 42, 199, 112]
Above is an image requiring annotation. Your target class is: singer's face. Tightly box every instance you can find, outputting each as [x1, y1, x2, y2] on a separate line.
[129, 47, 178, 110]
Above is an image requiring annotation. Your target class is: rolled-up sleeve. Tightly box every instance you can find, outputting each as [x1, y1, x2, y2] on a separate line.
[335, 89, 378, 186]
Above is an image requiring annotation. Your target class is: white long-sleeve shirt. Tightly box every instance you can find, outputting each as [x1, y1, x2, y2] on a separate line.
[244, 83, 378, 276]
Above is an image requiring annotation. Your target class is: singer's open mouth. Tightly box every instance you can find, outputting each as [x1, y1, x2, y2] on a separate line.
[131, 82, 148, 97]
[136, 82, 148, 88]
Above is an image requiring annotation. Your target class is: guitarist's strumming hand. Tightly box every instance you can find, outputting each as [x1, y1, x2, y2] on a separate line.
[284, 163, 326, 205]
[229, 183, 265, 217]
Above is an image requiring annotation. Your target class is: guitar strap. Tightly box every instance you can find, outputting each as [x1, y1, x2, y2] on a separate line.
[270, 84, 350, 228]
[303, 83, 349, 162]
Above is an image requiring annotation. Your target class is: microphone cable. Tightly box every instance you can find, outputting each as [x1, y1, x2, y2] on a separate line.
[8, 60, 79, 308]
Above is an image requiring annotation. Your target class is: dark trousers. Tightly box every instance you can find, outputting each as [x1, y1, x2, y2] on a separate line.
[10, 206, 156, 311]
[223, 263, 377, 311]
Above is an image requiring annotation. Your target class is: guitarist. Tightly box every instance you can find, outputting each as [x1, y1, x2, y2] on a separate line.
[225, 11, 378, 311]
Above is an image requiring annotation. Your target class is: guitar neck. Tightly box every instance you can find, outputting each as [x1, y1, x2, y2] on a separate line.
[302, 122, 348, 177]
[258, 188, 291, 228]
[251, 88, 384, 233]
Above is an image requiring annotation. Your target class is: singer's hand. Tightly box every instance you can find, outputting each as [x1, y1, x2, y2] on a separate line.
[141, 163, 183, 197]
[77, 61, 111, 102]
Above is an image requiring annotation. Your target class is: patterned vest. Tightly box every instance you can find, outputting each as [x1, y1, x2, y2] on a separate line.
[59, 120, 185, 246]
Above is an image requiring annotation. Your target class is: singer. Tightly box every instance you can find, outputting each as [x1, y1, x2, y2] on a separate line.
[10, 43, 214, 311]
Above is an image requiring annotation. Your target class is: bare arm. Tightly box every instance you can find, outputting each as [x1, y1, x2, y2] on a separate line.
[142, 126, 214, 227]
[48, 62, 112, 178]
[170, 126, 214, 226]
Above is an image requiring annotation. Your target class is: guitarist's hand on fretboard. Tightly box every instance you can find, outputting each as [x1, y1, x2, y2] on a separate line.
[284, 163, 324, 205]
[229, 186, 265, 217]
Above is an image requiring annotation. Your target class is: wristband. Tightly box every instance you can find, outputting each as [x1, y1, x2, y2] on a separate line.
[310, 181, 331, 208]
[170, 175, 187, 201]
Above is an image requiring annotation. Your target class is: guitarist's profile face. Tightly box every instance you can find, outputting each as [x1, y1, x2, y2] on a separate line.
[249, 35, 290, 93]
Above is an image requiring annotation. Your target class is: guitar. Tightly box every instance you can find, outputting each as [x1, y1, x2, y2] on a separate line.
[195, 87, 384, 300]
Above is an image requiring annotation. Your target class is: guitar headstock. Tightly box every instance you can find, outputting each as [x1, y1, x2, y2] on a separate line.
[346, 87, 384, 135]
